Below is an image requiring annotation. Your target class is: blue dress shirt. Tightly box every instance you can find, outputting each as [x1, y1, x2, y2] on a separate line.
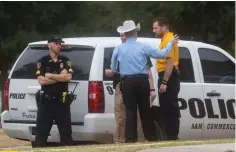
[111, 38, 173, 75]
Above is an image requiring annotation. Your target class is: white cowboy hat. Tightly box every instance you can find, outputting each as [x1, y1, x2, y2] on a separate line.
[117, 20, 140, 33]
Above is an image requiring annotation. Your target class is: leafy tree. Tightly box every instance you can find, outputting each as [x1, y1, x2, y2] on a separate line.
[0, 1, 235, 98]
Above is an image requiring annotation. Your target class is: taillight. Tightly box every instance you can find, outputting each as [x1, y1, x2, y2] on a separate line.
[3, 79, 10, 110]
[88, 81, 105, 113]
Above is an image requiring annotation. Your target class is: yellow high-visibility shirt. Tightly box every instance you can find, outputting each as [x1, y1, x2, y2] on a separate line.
[156, 32, 179, 72]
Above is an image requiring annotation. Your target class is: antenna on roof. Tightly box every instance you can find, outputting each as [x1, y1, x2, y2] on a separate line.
[190, 36, 194, 41]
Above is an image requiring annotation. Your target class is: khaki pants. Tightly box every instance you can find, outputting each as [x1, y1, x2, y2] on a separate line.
[113, 84, 146, 143]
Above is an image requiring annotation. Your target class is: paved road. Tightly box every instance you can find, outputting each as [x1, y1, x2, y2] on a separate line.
[137, 143, 235, 152]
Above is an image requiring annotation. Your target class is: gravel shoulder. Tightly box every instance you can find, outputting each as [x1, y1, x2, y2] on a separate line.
[0, 130, 31, 148]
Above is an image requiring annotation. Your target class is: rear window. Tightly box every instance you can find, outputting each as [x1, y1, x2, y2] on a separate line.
[103, 47, 115, 81]
[11, 45, 95, 80]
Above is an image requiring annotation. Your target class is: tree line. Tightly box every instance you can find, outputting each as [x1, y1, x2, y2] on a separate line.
[0, 1, 235, 90]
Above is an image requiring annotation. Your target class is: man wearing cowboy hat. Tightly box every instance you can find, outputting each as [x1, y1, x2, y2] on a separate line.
[105, 30, 156, 143]
[111, 20, 179, 142]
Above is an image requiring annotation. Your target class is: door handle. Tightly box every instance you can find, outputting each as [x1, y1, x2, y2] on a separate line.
[207, 91, 221, 97]
[28, 107, 37, 112]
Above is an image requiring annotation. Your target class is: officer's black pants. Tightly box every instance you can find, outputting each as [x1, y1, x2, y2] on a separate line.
[34, 98, 72, 147]
[158, 69, 180, 140]
[122, 75, 157, 143]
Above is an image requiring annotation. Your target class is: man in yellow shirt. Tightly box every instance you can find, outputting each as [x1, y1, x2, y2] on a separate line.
[152, 17, 180, 140]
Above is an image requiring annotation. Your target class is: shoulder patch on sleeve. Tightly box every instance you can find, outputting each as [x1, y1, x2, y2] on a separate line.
[67, 60, 72, 67]
[37, 62, 41, 69]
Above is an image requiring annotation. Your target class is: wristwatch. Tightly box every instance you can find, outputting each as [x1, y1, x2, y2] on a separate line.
[162, 79, 168, 85]
[150, 89, 155, 92]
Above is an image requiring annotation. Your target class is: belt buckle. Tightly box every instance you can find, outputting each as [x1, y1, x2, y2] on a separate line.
[45, 94, 57, 101]
[45, 94, 51, 100]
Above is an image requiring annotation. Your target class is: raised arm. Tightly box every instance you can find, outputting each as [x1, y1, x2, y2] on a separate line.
[143, 34, 179, 59]
[142, 42, 173, 59]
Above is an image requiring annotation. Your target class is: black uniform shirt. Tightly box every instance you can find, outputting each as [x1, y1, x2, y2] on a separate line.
[36, 55, 73, 96]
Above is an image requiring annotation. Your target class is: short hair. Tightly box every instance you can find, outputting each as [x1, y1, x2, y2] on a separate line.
[125, 30, 136, 37]
[153, 17, 169, 29]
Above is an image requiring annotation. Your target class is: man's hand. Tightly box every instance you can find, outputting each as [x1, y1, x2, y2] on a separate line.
[169, 34, 179, 44]
[113, 72, 120, 75]
[150, 91, 156, 102]
[61, 69, 68, 74]
[37, 76, 58, 86]
[45, 73, 53, 79]
[159, 84, 167, 93]
[48, 72, 72, 82]
[105, 69, 114, 77]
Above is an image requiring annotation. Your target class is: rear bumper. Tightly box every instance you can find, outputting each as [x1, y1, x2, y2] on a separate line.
[1, 111, 116, 143]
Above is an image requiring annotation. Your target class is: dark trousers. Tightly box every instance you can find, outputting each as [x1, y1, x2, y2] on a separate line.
[158, 68, 180, 140]
[121, 75, 157, 142]
[34, 98, 72, 148]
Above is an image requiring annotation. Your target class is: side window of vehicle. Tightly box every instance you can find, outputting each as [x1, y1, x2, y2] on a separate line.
[103, 47, 115, 81]
[102, 47, 196, 82]
[198, 48, 235, 84]
[179, 47, 195, 82]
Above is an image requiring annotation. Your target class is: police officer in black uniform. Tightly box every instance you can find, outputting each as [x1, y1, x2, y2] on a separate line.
[34, 35, 73, 147]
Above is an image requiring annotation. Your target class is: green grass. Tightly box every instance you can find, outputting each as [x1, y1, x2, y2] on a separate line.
[9, 138, 235, 152]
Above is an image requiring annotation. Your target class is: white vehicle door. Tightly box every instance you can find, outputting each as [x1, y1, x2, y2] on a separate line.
[173, 42, 205, 140]
[102, 45, 117, 113]
[148, 39, 205, 140]
[193, 44, 235, 138]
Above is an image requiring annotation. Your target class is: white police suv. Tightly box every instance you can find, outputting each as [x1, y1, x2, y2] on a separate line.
[1, 37, 235, 146]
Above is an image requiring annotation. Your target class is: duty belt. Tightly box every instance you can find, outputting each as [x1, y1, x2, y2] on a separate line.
[121, 74, 148, 79]
[44, 92, 68, 104]
[44, 94, 61, 101]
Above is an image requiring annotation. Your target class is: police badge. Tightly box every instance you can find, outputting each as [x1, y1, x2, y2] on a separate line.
[37, 62, 41, 69]
[60, 63, 64, 69]
[67, 61, 71, 67]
